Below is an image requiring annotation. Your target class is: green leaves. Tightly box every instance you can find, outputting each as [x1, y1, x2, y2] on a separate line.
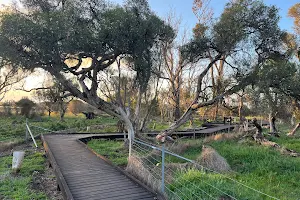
[0, 0, 174, 92]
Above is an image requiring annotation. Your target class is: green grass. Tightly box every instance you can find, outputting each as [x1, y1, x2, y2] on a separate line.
[0, 141, 47, 199]
[168, 139, 300, 200]
[0, 115, 118, 142]
[78, 122, 300, 199]
[148, 118, 204, 131]
[87, 139, 128, 167]
[263, 124, 300, 152]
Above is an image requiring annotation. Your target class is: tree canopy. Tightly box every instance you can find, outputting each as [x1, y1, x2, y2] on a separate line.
[0, 0, 174, 115]
[1, 0, 300, 139]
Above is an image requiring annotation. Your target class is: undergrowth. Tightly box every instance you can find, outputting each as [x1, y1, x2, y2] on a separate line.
[0, 141, 47, 199]
[87, 139, 128, 167]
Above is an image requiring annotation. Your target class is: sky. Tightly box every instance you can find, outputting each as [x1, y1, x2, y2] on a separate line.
[0, 0, 297, 33]
[121, 0, 297, 33]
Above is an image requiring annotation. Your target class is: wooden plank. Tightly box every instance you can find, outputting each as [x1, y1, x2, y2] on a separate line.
[41, 135, 74, 200]
[68, 181, 139, 190]
[73, 189, 152, 200]
[43, 134, 158, 200]
[71, 185, 143, 197]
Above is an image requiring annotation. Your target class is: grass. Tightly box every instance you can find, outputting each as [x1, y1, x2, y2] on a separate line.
[264, 124, 300, 152]
[0, 114, 118, 142]
[3, 114, 299, 199]
[0, 141, 47, 200]
[165, 138, 300, 200]
[87, 128, 300, 199]
[148, 118, 204, 131]
[87, 139, 128, 167]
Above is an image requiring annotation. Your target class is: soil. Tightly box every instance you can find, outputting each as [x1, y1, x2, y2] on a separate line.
[31, 166, 63, 200]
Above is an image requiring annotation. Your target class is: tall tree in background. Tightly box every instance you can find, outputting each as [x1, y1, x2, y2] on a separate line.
[0, 60, 28, 101]
[159, 12, 193, 121]
[157, 0, 287, 139]
[289, 3, 300, 35]
[288, 3, 300, 59]
[34, 80, 72, 121]
[193, 0, 226, 120]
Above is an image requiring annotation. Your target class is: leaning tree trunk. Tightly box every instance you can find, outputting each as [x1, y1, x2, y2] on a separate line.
[287, 123, 300, 136]
[117, 106, 135, 139]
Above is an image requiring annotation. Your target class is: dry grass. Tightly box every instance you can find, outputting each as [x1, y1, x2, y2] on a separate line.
[126, 156, 161, 193]
[168, 142, 192, 154]
[196, 145, 231, 173]
[203, 133, 238, 143]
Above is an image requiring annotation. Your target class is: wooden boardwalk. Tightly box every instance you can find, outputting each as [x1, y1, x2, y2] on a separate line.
[146, 124, 236, 138]
[42, 134, 157, 200]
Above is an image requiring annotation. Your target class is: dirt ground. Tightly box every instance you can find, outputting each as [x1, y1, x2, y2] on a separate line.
[31, 165, 63, 200]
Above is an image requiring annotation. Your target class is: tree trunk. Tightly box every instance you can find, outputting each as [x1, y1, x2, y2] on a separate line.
[134, 87, 142, 132]
[214, 101, 219, 121]
[253, 118, 263, 141]
[48, 109, 51, 117]
[59, 105, 66, 122]
[60, 108, 66, 122]
[288, 123, 300, 136]
[117, 106, 135, 140]
[269, 113, 277, 134]
[174, 97, 181, 121]
[291, 115, 295, 126]
[173, 74, 181, 121]
[238, 96, 243, 122]
[158, 106, 194, 139]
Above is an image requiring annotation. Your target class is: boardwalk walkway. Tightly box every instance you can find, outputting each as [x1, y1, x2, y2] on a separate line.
[43, 134, 157, 200]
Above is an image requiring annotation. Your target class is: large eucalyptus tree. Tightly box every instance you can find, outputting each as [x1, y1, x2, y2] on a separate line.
[0, 0, 174, 139]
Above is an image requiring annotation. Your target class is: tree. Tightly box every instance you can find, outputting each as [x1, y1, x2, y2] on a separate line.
[16, 98, 35, 118]
[288, 3, 300, 35]
[0, 0, 174, 139]
[0, 60, 28, 101]
[2, 100, 14, 116]
[158, 11, 192, 121]
[34, 89, 55, 117]
[34, 79, 72, 120]
[156, 0, 287, 140]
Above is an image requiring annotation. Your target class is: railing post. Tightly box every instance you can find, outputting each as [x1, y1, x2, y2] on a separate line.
[25, 121, 38, 148]
[129, 135, 132, 158]
[161, 143, 165, 194]
[25, 118, 28, 142]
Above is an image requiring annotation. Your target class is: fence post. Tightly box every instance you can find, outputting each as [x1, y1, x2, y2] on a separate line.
[25, 118, 28, 142]
[25, 121, 38, 148]
[129, 135, 132, 158]
[161, 143, 165, 194]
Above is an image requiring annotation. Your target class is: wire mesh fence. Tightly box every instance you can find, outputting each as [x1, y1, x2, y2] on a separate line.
[130, 138, 280, 200]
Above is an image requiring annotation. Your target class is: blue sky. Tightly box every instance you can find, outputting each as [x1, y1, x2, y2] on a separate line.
[0, 0, 297, 33]
[112, 0, 297, 34]
[1, 0, 297, 32]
